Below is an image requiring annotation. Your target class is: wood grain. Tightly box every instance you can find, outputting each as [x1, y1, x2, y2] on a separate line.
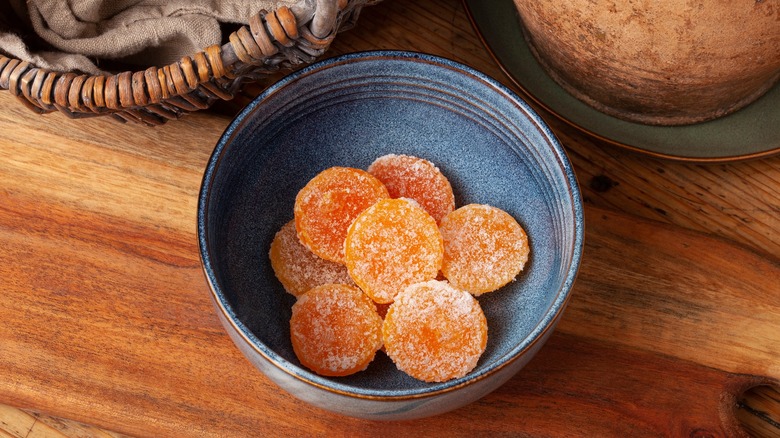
[0, 0, 778, 436]
[0, 403, 128, 438]
[1, 124, 778, 435]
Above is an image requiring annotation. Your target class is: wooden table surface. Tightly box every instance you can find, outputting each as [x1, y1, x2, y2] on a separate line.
[1, 0, 778, 436]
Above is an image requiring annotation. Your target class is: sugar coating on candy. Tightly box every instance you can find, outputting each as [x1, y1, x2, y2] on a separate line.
[290, 284, 383, 377]
[439, 204, 529, 295]
[368, 154, 455, 224]
[294, 167, 389, 263]
[382, 280, 487, 382]
[269, 221, 356, 297]
[275, 158, 532, 381]
[345, 198, 443, 304]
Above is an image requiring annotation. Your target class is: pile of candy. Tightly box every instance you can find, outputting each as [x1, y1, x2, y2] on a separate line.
[269, 154, 529, 382]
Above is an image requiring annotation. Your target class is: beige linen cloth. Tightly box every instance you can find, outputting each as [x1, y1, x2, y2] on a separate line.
[0, 0, 298, 74]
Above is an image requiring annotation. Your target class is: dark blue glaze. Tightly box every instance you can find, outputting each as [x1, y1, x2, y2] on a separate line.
[198, 51, 584, 417]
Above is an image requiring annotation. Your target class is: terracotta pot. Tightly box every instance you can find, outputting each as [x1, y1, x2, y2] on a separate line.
[513, 0, 780, 125]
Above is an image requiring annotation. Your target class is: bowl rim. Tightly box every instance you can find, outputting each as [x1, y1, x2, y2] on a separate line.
[197, 50, 585, 400]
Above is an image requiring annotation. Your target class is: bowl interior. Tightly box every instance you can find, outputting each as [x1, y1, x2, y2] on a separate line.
[199, 51, 582, 397]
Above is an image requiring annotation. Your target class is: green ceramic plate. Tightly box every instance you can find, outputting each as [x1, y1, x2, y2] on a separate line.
[463, 0, 780, 162]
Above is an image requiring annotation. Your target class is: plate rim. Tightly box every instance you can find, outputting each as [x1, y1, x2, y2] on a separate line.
[462, 0, 780, 163]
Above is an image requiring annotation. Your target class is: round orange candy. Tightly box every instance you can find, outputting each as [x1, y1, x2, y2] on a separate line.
[439, 204, 530, 295]
[382, 280, 488, 382]
[368, 154, 455, 224]
[269, 220, 356, 297]
[294, 167, 389, 263]
[290, 284, 383, 377]
[345, 198, 443, 304]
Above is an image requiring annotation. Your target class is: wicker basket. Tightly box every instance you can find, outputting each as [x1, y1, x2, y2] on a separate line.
[0, 0, 377, 125]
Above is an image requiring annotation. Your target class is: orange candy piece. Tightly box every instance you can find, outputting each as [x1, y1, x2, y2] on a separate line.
[290, 284, 383, 377]
[439, 204, 530, 295]
[294, 167, 389, 263]
[368, 154, 455, 224]
[277, 158, 532, 382]
[345, 198, 443, 304]
[382, 280, 488, 383]
[269, 221, 356, 297]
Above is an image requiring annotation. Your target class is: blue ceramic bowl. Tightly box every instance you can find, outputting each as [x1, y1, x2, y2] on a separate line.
[198, 51, 584, 420]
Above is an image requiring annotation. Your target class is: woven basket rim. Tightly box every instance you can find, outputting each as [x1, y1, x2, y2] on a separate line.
[0, 0, 369, 125]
